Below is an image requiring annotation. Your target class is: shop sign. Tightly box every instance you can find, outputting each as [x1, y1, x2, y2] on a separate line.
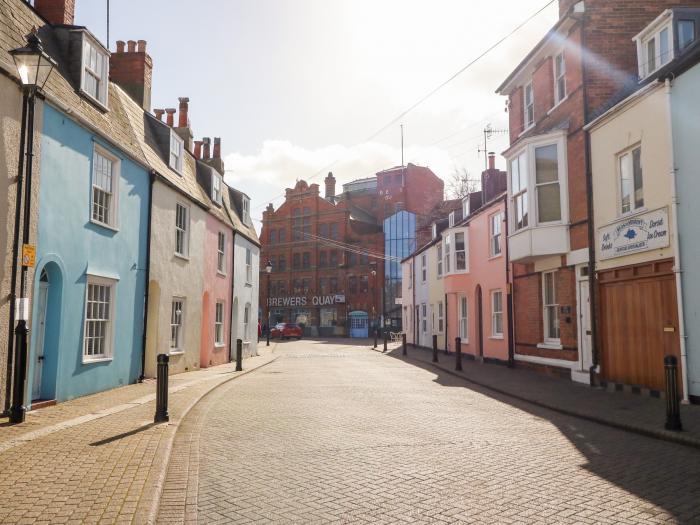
[269, 294, 346, 307]
[598, 208, 669, 260]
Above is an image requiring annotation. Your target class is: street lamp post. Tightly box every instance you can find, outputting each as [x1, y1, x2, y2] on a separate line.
[8, 31, 56, 424]
[265, 260, 272, 346]
[370, 268, 377, 339]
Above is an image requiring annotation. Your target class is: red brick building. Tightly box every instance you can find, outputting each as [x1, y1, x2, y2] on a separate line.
[497, 0, 700, 383]
[260, 164, 444, 336]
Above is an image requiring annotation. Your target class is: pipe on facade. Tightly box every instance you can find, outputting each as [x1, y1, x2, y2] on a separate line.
[4, 92, 29, 415]
[504, 197, 515, 367]
[139, 170, 155, 382]
[228, 232, 236, 360]
[664, 77, 690, 403]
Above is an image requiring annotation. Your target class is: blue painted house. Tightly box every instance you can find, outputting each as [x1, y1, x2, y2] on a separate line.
[26, 23, 152, 404]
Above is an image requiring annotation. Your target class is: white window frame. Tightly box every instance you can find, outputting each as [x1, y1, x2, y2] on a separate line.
[212, 172, 222, 205]
[80, 34, 109, 107]
[534, 143, 562, 224]
[421, 303, 427, 333]
[82, 275, 116, 363]
[90, 145, 120, 230]
[462, 197, 469, 218]
[448, 211, 455, 227]
[543, 271, 560, 343]
[506, 132, 569, 234]
[553, 52, 566, 105]
[421, 253, 427, 283]
[618, 145, 644, 215]
[636, 13, 674, 79]
[242, 197, 250, 225]
[454, 231, 467, 272]
[523, 81, 534, 130]
[243, 303, 251, 341]
[217, 231, 226, 273]
[175, 202, 190, 258]
[169, 131, 184, 173]
[170, 297, 186, 354]
[491, 290, 503, 338]
[489, 212, 502, 257]
[245, 248, 252, 284]
[459, 295, 468, 342]
[431, 223, 437, 239]
[215, 300, 225, 347]
[437, 301, 444, 333]
[444, 234, 451, 274]
[437, 243, 443, 277]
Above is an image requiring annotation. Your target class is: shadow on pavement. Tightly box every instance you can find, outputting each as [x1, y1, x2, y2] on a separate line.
[384, 347, 700, 524]
[89, 422, 157, 447]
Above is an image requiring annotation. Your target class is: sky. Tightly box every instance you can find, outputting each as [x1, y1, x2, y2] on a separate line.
[73, 0, 559, 229]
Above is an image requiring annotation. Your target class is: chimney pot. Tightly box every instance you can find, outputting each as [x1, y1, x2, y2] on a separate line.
[137, 40, 147, 53]
[213, 137, 221, 159]
[165, 108, 176, 127]
[110, 38, 153, 111]
[203, 137, 211, 160]
[116, 40, 126, 53]
[127, 40, 137, 52]
[34, 0, 75, 26]
[154, 109, 165, 121]
[194, 140, 203, 160]
[178, 97, 189, 128]
[488, 152, 495, 171]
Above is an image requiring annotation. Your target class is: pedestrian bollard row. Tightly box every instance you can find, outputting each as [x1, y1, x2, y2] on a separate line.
[402, 333, 407, 355]
[432, 334, 438, 363]
[664, 355, 682, 431]
[236, 338, 243, 372]
[383, 330, 388, 352]
[455, 337, 463, 372]
[374, 329, 378, 349]
[154, 353, 169, 423]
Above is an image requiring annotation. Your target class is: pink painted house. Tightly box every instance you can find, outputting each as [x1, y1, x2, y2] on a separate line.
[444, 157, 511, 363]
[196, 140, 236, 368]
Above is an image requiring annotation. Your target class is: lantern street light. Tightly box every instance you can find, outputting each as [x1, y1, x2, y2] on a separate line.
[265, 260, 272, 347]
[8, 31, 56, 424]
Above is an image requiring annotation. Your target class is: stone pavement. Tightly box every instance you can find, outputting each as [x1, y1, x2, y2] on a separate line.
[0, 346, 278, 524]
[390, 343, 700, 449]
[158, 338, 700, 524]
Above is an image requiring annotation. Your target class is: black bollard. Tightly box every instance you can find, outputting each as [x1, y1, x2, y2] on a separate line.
[236, 339, 243, 372]
[402, 333, 407, 355]
[154, 354, 169, 423]
[432, 334, 438, 363]
[9, 321, 29, 424]
[455, 337, 463, 372]
[664, 355, 682, 431]
[383, 329, 388, 352]
[374, 329, 378, 349]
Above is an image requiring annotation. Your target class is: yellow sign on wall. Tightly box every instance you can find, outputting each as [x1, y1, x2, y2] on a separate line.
[22, 244, 35, 267]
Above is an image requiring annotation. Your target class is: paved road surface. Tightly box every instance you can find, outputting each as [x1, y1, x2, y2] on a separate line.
[158, 339, 700, 524]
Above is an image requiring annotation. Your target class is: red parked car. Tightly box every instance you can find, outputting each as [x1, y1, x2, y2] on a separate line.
[271, 323, 303, 340]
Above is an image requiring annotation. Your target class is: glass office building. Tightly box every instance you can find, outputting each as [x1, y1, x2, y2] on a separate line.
[383, 210, 417, 329]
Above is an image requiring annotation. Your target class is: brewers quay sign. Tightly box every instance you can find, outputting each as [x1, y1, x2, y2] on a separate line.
[268, 294, 346, 307]
[598, 207, 669, 260]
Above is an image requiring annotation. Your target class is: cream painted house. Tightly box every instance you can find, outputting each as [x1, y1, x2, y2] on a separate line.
[427, 231, 446, 352]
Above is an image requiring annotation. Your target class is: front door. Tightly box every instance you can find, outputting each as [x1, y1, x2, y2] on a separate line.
[578, 279, 593, 372]
[32, 276, 49, 400]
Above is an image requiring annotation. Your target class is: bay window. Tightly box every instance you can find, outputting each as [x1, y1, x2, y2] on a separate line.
[535, 144, 561, 223]
[511, 153, 528, 230]
[444, 234, 451, 273]
[437, 244, 443, 277]
[454, 232, 466, 271]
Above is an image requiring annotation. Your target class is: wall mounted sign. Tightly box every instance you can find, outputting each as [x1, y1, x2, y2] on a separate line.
[598, 208, 669, 260]
[268, 294, 346, 307]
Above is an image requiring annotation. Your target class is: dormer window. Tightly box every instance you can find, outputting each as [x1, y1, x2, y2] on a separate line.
[448, 211, 455, 227]
[462, 197, 470, 219]
[679, 20, 696, 51]
[242, 196, 250, 225]
[431, 223, 437, 239]
[523, 82, 534, 130]
[81, 35, 109, 107]
[636, 13, 673, 79]
[169, 131, 183, 173]
[212, 173, 222, 205]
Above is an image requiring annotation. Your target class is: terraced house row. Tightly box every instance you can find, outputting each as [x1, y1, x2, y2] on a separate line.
[0, 0, 259, 417]
[402, 0, 700, 405]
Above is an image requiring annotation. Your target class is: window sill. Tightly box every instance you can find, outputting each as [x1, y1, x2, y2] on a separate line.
[547, 95, 568, 115]
[214, 343, 225, 348]
[174, 253, 190, 262]
[83, 356, 113, 365]
[518, 123, 535, 138]
[537, 342, 563, 350]
[169, 350, 185, 356]
[488, 253, 503, 260]
[217, 270, 227, 277]
[89, 219, 119, 233]
[489, 335, 504, 340]
[616, 206, 648, 222]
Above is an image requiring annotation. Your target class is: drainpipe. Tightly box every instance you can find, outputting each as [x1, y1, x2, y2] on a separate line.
[228, 232, 236, 359]
[581, 16, 601, 386]
[664, 77, 690, 403]
[4, 93, 29, 414]
[412, 258, 416, 345]
[444, 292, 448, 352]
[504, 196, 515, 367]
[139, 171, 155, 381]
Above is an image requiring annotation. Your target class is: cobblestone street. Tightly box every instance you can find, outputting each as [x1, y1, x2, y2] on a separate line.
[158, 340, 700, 524]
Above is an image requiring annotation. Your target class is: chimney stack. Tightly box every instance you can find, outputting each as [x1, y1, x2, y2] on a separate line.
[324, 172, 336, 200]
[194, 140, 203, 160]
[202, 137, 211, 159]
[110, 38, 153, 111]
[165, 108, 176, 127]
[488, 152, 495, 171]
[178, 97, 189, 128]
[34, 0, 75, 26]
[154, 108, 165, 121]
[213, 137, 221, 159]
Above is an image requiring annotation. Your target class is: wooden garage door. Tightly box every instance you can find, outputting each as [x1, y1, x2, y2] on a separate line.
[598, 260, 680, 391]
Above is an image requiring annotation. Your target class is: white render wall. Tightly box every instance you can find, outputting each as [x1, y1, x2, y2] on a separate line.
[144, 182, 206, 377]
[401, 260, 414, 344]
[415, 252, 431, 347]
[232, 233, 260, 357]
